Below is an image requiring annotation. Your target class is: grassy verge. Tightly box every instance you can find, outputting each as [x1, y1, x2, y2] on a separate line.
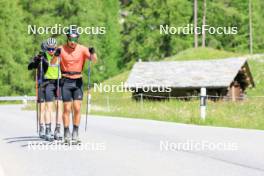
[90, 98, 264, 130]
[0, 101, 23, 105]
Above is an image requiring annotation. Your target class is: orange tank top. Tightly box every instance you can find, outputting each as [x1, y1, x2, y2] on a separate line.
[59, 44, 90, 79]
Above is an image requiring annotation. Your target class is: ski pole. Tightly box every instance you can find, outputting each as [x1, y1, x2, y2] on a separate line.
[39, 55, 43, 132]
[35, 69, 39, 133]
[56, 56, 61, 125]
[85, 59, 91, 132]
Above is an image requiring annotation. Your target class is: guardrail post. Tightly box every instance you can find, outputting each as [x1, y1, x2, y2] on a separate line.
[200, 88, 207, 120]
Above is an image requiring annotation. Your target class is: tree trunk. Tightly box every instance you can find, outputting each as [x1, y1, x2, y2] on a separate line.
[194, 0, 198, 48]
[249, 0, 253, 54]
[202, 0, 206, 47]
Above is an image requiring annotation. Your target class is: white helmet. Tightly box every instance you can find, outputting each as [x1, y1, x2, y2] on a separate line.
[46, 37, 57, 48]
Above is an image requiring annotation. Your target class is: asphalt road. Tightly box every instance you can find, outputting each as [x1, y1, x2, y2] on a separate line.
[0, 105, 263, 176]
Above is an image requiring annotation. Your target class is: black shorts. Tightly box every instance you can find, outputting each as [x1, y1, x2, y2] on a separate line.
[61, 77, 83, 102]
[45, 80, 62, 102]
[37, 84, 45, 103]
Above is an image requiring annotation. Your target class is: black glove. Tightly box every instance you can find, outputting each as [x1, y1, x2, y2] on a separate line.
[36, 51, 45, 60]
[89, 47, 95, 54]
[38, 51, 45, 56]
[54, 48, 61, 56]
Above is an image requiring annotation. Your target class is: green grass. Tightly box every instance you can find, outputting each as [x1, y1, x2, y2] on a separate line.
[165, 47, 241, 61]
[0, 101, 23, 105]
[90, 98, 264, 130]
[246, 59, 264, 96]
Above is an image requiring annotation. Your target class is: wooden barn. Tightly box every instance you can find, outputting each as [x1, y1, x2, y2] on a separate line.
[124, 58, 255, 101]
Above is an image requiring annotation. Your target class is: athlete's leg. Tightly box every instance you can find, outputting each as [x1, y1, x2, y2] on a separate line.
[45, 102, 52, 124]
[72, 78, 83, 141]
[54, 81, 63, 140]
[62, 101, 71, 142]
[44, 82, 56, 141]
[38, 86, 46, 125]
[61, 78, 73, 128]
[61, 78, 74, 142]
[38, 102, 45, 138]
[54, 100, 63, 140]
[45, 82, 55, 125]
[72, 78, 83, 126]
[38, 99, 45, 138]
[56, 100, 63, 124]
[63, 102, 72, 127]
[72, 100, 81, 142]
[39, 102, 46, 124]
[73, 100, 82, 126]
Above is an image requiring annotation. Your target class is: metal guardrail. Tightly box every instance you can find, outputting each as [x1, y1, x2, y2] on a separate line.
[0, 96, 36, 105]
[0, 96, 35, 101]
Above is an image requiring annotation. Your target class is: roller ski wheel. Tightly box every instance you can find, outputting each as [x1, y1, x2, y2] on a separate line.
[71, 139, 82, 145]
[63, 138, 71, 145]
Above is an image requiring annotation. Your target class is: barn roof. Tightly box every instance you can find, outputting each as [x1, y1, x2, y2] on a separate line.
[125, 57, 254, 89]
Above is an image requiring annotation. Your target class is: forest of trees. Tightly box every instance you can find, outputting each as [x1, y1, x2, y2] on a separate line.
[0, 0, 264, 96]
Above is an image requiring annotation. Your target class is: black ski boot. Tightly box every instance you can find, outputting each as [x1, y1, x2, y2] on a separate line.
[54, 124, 62, 141]
[72, 125, 81, 145]
[39, 124, 45, 139]
[45, 123, 53, 142]
[64, 127, 71, 145]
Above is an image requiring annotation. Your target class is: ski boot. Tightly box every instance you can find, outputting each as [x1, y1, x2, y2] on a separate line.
[64, 127, 71, 145]
[39, 124, 45, 139]
[72, 125, 81, 145]
[54, 124, 62, 141]
[45, 124, 54, 142]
